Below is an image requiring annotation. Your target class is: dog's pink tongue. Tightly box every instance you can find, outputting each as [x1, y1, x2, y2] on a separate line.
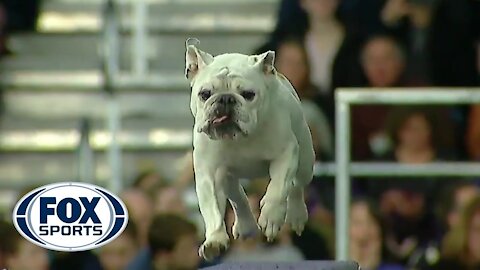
[213, 115, 229, 124]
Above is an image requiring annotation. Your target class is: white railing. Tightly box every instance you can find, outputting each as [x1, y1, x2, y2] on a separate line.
[334, 88, 480, 260]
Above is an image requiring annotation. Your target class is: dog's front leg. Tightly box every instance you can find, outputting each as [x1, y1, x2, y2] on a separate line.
[258, 140, 298, 241]
[196, 168, 229, 261]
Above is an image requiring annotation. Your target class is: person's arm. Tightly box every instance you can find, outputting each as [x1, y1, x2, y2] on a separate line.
[381, 0, 409, 27]
[379, 0, 411, 46]
[174, 151, 195, 191]
[467, 105, 480, 159]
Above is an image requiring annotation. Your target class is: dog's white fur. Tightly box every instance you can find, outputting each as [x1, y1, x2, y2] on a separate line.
[185, 38, 315, 260]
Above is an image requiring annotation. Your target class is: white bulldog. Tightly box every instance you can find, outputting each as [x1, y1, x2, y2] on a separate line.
[185, 38, 315, 260]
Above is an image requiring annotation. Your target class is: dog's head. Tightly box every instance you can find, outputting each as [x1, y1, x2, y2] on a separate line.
[185, 38, 277, 141]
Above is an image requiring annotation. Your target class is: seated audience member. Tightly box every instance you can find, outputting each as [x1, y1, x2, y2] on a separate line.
[300, 0, 365, 94]
[98, 221, 139, 270]
[409, 181, 479, 269]
[349, 198, 404, 270]
[127, 213, 200, 270]
[0, 0, 42, 56]
[380, 0, 439, 84]
[275, 38, 317, 101]
[467, 105, 480, 160]
[440, 182, 480, 232]
[0, 220, 9, 268]
[382, 0, 479, 87]
[361, 35, 407, 88]
[254, 0, 308, 54]
[351, 35, 407, 160]
[275, 38, 334, 160]
[223, 192, 304, 262]
[50, 251, 102, 270]
[132, 170, 163, 199]
[153, 185, 188, 216]
[1, 221, 49, 270]
[369, 106, 453, 264]
[429, 0, 478, 87]
[381, 0, 479, 158]
[242, 178, 332, 260]
[430, 196, 480, 270]
[383, 106, 454, 163]
[174, 151, 195, 191]
[121, 188, 154, 247]
[258, 0, 364, 125]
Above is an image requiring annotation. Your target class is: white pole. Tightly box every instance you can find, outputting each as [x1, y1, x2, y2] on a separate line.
[107, 97, 122, 194]
[132, 0, 148, 79]
[335, 94, 351, 260]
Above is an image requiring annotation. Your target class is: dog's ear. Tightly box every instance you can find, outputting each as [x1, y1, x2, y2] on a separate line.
[252, 51, 275, 75]
[185, 38, 213, 80]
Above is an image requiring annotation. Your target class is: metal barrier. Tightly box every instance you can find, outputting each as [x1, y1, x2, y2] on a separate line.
[334, 88, 480, 260]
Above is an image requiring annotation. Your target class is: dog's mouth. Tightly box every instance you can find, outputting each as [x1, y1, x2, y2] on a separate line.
[212, 115, 231, 125]
[200, 114, 246, 140]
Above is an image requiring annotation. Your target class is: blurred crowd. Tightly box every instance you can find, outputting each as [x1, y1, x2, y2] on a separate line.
[0, 0, 479, 269]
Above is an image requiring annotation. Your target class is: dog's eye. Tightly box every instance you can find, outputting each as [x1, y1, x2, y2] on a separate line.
[241, 90, 256, 101]
[199, 90, 212, 101]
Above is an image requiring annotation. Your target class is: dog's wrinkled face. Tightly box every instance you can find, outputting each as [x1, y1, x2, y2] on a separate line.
[185, 39, 276, 140]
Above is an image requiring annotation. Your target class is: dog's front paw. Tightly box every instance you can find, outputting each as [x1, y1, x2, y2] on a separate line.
[199, 231, 230, 261]
[232, 215, 259, 240]
[286, 197, 308, 236]
[258, 200, 287, 241]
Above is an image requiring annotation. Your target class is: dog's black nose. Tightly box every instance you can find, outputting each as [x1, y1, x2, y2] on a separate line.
[217, 94, 236, 105]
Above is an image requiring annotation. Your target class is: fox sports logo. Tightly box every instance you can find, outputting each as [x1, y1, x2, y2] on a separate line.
[12, 182, 128, 252]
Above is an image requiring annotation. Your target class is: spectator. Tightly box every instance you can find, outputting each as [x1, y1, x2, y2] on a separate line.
[300, 0, 365, 119]
[351, 35, 407, 160]
[153, 185, 188, 216]
[369, 106, 454, 264]
[240, 178, 332, 260]
[430, 196, 480, 269]
[380, 0, 478, 84]
[409, 181, 479, 269]
[427, 0, 479, 87]
[275, 37, 333, 160]
[254, 0, 308, 54]
[127, 213, 200, 270]
[50, 251, 102, 270]
[360, 35, 407, 88]
[296, 181, 335, 258]
[121, 188, 154, 247]
[383, 106, 454, 163]
[0, 220, 11, 268]
[349, 198, 404, 270]
[174, 151, 195, 191]
[98, 221, 139, 270]
[381, 0, 479, 156]
[223, 192, 304, 262]
[0, 0, 42, 56]
[257, 0, 365, 127]
[275, 38, 316, 100]
[132, 170, 163, 199]
[380, 0, 439, 84]
[440, 182, 480, 231]
[467, 105, 480, 160]
[0, 221, 49, 270]
[0, 0, 40, 31]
